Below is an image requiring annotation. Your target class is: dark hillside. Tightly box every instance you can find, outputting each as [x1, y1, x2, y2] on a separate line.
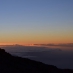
[0, 48, 73, 73]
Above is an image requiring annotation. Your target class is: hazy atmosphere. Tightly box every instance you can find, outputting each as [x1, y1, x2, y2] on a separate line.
[0, 0, 73, 72]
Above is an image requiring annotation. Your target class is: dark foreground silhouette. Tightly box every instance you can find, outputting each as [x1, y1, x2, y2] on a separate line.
[0, 48, 73, 73]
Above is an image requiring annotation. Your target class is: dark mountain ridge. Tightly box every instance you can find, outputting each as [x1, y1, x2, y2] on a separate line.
[0, 48, 73, 73]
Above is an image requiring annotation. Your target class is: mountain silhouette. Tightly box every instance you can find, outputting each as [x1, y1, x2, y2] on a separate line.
[0, 48, 73, 73]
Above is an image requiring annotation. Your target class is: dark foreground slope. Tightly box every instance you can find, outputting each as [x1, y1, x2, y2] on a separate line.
[0, 48, 73, 73]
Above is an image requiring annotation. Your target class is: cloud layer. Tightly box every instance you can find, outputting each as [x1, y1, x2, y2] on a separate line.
[34, 43, 73, 47]
[1, 45, 73, 69]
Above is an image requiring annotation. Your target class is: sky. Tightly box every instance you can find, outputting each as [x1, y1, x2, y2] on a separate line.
[0, 0, 73, 45]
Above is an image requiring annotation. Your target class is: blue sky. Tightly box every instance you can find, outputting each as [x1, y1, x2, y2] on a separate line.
[0, 0, 73, 44]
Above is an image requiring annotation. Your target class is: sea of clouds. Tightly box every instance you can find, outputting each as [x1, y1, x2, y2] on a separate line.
[0, 44, 73, 69]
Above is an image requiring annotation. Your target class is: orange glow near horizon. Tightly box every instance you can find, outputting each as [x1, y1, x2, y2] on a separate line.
[0, 31, 73, 46]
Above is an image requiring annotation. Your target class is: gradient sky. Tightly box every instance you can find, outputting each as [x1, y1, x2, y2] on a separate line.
[0, 0, 73, 45]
